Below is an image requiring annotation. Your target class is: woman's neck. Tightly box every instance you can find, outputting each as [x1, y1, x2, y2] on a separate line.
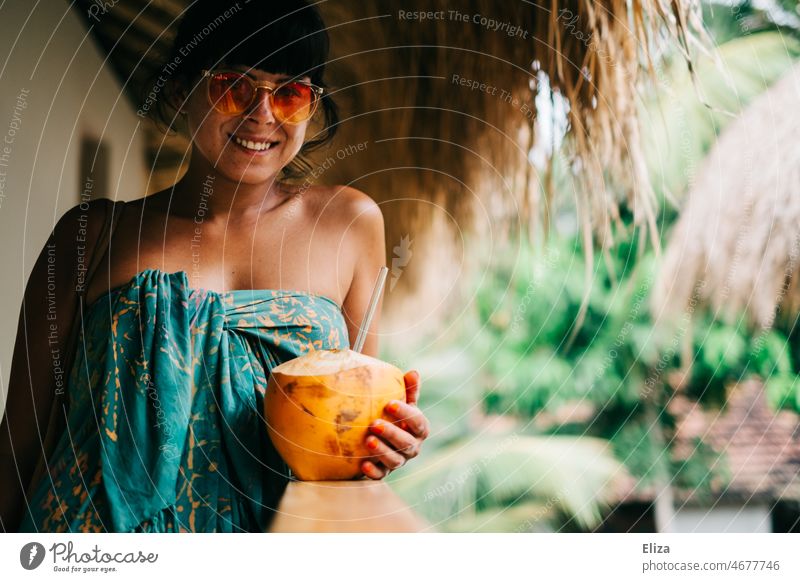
[167, 153, 287, 225]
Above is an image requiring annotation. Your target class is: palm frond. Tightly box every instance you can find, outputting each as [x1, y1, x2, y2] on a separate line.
[390, 433, 628, 531]
[439, 500, 559, 533]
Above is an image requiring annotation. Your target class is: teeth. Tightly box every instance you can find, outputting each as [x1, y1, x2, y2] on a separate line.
[233, 135, 274, 151]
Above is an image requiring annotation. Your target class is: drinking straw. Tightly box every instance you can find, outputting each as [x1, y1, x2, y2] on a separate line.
[353, 266, 389, 353]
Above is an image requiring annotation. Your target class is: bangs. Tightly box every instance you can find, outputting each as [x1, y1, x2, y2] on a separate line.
[220, 11, 329, 81]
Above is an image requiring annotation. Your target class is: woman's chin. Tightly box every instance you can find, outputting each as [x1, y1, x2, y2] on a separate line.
[212, 161, 283, 184]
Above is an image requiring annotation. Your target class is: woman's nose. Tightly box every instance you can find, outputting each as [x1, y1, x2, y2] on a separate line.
[245, 88, 277, 123]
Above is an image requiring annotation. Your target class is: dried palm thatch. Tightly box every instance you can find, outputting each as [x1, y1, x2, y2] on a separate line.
[310, 0, 706, 326]
[316, 0, 708, 232]
[652, 62, 800, 330]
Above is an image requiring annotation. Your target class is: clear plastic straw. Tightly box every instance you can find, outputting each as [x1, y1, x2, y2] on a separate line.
[353, 266, 389, 353]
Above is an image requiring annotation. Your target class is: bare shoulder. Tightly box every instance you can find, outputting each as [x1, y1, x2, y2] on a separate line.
[302, 184, 384, 231]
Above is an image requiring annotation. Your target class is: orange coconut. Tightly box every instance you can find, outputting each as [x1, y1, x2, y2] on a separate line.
[264, 349, 406, 480]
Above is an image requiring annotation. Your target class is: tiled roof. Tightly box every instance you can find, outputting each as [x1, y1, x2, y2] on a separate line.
[668, 379, 800, 505]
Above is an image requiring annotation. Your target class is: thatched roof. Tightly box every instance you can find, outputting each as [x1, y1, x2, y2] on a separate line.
[317, 0, 707, 239]
[652, 62, 800, 329]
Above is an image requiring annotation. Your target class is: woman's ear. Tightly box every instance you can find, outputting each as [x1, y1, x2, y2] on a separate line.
[166, 80, 190, 115]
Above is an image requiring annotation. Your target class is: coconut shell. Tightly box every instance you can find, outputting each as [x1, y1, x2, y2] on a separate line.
[265, 349, 406, 480]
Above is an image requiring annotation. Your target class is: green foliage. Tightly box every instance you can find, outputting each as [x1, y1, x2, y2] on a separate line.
[604, 414, 672, 489]
[687, 321, 800, 411]
[687, 317, 750, 406]
[485, 349, 576, 416]
[764, 374, 800, 413]
[700, 1, 800, 44]
[671, 438, 732, 502]
[475, 237, 660, 416]
[750, 329, 794, 377]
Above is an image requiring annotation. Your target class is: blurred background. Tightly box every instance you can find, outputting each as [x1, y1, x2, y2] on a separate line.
[1, 0, 800, 532]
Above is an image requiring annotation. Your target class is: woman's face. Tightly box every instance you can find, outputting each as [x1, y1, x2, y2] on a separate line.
[182, 65, 311, 185]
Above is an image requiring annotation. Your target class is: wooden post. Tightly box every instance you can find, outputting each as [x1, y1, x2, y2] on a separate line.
[268, 480, 431, 532]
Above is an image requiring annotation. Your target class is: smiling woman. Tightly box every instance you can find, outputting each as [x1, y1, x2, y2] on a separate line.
[144, 0, 339, 181]
[0, 0, 430, 533]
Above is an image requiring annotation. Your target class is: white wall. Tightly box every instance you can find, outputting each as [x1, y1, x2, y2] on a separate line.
[670, 504, 772, 533]
[0, 1, 147, 416]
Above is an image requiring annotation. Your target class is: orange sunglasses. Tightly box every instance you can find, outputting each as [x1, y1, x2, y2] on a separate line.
[201, 69, 324, 124]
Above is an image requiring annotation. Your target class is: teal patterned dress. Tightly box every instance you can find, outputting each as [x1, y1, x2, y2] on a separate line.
[19, 268, 349, 532]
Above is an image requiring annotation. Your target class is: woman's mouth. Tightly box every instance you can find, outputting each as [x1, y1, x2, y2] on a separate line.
[227, 133, 280, 155]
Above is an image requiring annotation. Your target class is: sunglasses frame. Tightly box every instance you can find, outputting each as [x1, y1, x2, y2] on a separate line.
[200, 69, 324, 124]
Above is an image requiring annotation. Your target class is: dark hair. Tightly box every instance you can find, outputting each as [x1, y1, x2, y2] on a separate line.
[140, 0, 339, 180]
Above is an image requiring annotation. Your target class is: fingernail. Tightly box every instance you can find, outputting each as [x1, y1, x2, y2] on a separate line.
[366, 436, 379, 450]
[370, 420, 385, 435]
[399, 421, 409, 431]
[362, 461, 374, 472]
[386, 401, 400, 414]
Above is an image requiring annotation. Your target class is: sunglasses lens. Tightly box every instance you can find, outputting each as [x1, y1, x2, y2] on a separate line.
[272, 82, 317, 123]
[207, 72, 320, 122]
[208, 72, 253, 114]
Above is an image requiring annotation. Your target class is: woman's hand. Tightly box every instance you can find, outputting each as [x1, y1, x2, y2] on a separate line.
[361, 370, 430, 479]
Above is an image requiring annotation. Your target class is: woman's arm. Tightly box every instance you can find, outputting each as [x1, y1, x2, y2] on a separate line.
[334, 188, 430, 479]
[339, 188, 387, 357]
[0, 200, 107, 531]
